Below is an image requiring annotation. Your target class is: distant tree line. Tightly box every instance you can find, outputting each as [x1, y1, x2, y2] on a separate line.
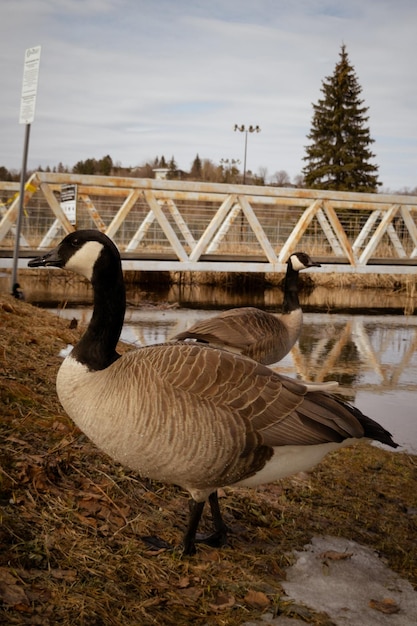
[1, 154, 414, 194]
[1, 46, 415, 194]
[0, 154, 272, 186]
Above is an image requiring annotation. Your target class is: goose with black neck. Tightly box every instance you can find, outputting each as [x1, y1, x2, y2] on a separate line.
[174, 251, 321, 365]
[28, 230, 398, 555]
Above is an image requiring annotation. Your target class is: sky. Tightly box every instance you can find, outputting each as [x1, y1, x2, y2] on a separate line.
[1, 0, 416, 191]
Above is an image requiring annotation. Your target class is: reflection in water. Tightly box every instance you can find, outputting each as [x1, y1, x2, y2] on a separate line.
[158, 282, 415, 315]
[55, 306, 417, 454]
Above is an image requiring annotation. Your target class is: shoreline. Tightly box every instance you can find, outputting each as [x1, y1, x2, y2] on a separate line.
[1, 268, 416, 315]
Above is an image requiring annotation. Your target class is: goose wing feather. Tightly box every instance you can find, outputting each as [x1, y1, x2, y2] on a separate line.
[174, 307, 291, 364]
[132, 342, 366, 448]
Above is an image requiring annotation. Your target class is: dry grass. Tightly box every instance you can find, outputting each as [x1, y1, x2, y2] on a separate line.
[179, 270, 417, 290]
[1, 294, 416, 625]
[19, 266, 417, 291]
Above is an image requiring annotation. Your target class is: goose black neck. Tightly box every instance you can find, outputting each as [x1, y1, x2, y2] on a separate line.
[282, 262, 300, 314]
[72, 250, 126, 371]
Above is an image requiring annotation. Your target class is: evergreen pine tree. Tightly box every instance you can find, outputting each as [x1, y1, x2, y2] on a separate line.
[167, 156, 178, 180]
[302, 45, 381, 192]
[98, 154, 113, 176]
[190, 154, 202, 180]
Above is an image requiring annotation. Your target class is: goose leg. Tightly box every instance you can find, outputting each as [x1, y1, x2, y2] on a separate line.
[205, 490, 229, 547]
[183, 491, 229, 555]
[183, 499, 206, 555]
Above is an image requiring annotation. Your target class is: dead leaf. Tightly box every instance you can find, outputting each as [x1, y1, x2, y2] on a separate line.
[74, 512, 98, 527]
[0, 568, 29, 607]
[369, 598, 400, 614]
[144, 548, 167, 557]
[198, 549, 222, 562]
[181, 586, 204, 601]
[26, 585, 52, 603]
[78, 497, 102, 515]
[244, 589, 270, 609]
[107, 513, 127, 529]
[209, 592, 235, 611]
[320, 550, 353, 561]
[97, 504, 112, 520]
[140, 597, 165, 608]
[50, 569, 77, 582]
[14, 602, 33, 613]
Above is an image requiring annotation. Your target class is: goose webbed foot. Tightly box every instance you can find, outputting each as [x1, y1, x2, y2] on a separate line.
[183, 491, 229, 556]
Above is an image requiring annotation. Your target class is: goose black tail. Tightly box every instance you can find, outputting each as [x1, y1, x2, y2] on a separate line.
[333, 395, 399, 449]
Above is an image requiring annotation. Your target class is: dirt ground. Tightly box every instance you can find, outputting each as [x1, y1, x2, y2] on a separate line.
[1, 293, 416, 625]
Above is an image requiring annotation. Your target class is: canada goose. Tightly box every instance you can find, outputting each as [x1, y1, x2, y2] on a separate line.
[173, 252, 320, 365]
[28, 230, 398, 555]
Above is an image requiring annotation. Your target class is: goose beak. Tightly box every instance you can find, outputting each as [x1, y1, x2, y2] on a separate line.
[28, 244, 63, 268]
[311, 260, 321, 268]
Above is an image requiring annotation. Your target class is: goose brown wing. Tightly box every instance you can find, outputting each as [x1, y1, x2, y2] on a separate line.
[253, 389, 366, 446]
[174, 307, 290, 364]
[140, 343, 365, 448]
[174, 307, 271, 349]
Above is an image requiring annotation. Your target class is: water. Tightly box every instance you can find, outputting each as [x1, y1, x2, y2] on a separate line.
[54, 305, 417, 454]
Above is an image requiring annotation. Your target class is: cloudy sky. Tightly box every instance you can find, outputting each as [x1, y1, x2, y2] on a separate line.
[1, 0, 416, 190]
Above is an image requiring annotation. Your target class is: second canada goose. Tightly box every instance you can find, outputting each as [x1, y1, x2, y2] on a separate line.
[28, 230, 398, 555]
[173, 252, 321, 365]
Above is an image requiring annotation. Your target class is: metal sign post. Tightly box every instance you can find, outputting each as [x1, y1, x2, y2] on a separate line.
[11, 45, 41, 293]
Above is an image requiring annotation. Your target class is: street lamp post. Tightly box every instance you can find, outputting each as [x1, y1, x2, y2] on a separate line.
[234, 124, 261, 183]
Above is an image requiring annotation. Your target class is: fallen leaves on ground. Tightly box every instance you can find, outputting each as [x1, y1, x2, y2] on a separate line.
[369, 598, 401, 614]
[1, 292, 417, 626]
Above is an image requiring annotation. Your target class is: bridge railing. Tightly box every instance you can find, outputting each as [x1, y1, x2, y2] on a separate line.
[1, 171, 417, 273]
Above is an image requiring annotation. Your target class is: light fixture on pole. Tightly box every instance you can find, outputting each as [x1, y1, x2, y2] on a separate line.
[233, 124, 261, 184]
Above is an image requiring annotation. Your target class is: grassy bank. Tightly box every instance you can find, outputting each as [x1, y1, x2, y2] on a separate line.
[0, 294, 416, 625]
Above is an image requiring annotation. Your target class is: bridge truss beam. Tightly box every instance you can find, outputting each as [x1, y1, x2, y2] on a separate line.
[1, 172, 417, 274]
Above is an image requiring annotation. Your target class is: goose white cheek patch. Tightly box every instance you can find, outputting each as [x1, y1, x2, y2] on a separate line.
[66, 241, 104, 280]
[290, 255, 308, 271]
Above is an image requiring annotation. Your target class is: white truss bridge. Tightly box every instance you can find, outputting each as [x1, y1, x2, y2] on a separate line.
[1, 172, 417, 274]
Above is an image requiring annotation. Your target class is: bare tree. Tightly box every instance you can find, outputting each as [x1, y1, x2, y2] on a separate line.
[293, 173, 305, 188]
[272, 170, 291, 187]
[257, 166, 268, 184]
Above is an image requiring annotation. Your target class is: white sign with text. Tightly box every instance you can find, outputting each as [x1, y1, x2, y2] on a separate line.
[19, 46, 41, 125]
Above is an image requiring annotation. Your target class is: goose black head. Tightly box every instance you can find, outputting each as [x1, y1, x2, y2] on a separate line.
[28, 230, 120, 281]
[288, 251, 321, 272]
